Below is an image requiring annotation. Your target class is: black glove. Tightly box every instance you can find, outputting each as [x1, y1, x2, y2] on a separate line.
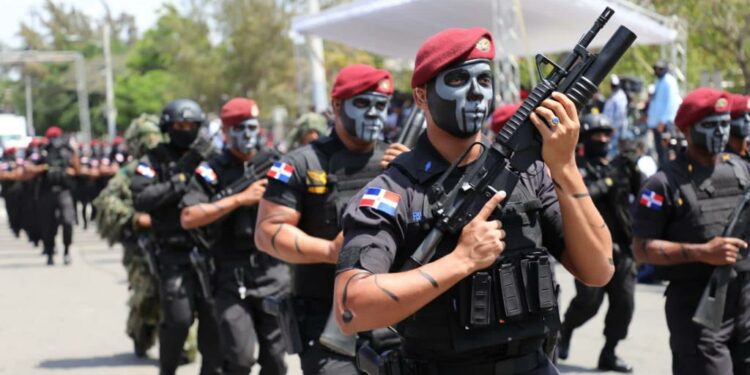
[191, 126, 215, 159]
[175, 127, 215, 174]
[169, 172, 189, 194]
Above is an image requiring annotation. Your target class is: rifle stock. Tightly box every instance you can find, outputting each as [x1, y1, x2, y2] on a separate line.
[693, 189, 750, 330]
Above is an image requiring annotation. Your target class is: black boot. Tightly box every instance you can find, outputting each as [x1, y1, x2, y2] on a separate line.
[63, 246, 71, 265]
[558, 325, 572, 360]
[598, 340, 633, 373]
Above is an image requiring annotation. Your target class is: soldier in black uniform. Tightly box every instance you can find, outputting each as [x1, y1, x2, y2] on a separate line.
[632, 88, 750, 375]
[131, 99, 222, 375]
[32, 126, 79, 265]
[726, 93, 750, 161]
[0, 147, 24, 237]
[333, 28, 615, 375]
[557, 113, 640, 372]
[181, 97, 289, 375]
[255, 64, 399, 374]
[20, 138, 45, 247]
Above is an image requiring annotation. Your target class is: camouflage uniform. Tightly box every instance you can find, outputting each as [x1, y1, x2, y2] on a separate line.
[93, 115, 198, 361]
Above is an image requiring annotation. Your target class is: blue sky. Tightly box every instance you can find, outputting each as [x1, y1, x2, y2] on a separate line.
[0, 0, 163, 48]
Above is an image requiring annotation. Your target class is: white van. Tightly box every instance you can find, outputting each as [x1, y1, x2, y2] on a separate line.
[0, 114, 31, 156]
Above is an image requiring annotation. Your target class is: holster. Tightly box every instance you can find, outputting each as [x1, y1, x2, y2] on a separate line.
[137, 235, 161, 282]
[189, 247, 214, 302]
[262, 294, 304, 354]
[356, 341, 402, 375]
[356, 328, 403, 375]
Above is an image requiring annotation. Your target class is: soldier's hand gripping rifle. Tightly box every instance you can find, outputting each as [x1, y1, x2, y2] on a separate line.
[188, 149, 279, 251]
[400, 7, 637, 272]
[693, 188, 750, 331]
[395, 107, 426, 149]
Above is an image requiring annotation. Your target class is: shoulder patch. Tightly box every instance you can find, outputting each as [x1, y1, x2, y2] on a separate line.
[359, 187, 401, 217]
[267, 161, 294, 184]
[639, 189, 664, 210]
[195, 162, 218, 185]
[136, 162, 156, 179]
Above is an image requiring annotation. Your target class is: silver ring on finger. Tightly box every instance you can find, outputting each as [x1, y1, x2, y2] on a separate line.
[550, 116, 560, 127]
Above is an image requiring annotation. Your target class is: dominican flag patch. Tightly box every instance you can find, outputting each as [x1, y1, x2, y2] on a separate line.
[267, 161, 294, 184]
[359, 187, 401, 217]
[639, 189, 664, 210]
[136, 162, 156, 179]
[196, 163, 218, 185]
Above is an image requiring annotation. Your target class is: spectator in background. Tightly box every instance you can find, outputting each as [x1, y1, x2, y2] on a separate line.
[646, 60, 682, 165]
[288, 112, 329, 149]
[603, 74, 628, 156]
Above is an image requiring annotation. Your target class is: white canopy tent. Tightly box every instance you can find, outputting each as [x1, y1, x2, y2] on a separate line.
[292, 0, 678, 59]
[291, 0, 684, 105]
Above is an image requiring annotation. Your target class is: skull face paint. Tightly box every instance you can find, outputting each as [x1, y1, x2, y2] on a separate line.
[341, 91, 390, 142]
[228, 119, 260, 154]
[691, 114, 731, 155]
[730, 113, 750, 139]
[427, 59, 494, 138]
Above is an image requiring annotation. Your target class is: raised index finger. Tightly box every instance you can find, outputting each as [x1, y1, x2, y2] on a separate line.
[473, 191, 507, 222]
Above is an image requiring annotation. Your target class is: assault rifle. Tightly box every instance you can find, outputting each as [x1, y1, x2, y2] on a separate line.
[693, 188, 750, 330]
[188, 149, 279, 251]
[395, 107, 425, 149]
[400, 7, 637, 271]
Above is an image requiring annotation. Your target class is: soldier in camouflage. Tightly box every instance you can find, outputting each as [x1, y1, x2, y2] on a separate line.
[93, 114, 198, 362]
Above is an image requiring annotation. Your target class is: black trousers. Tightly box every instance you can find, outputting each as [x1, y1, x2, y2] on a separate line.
[37, 188, 75, 255]
[563, 256, 636, 342]
[158, 250, 222, 375]
[214, 261, 288, 375]
[666, 275, 750, 375]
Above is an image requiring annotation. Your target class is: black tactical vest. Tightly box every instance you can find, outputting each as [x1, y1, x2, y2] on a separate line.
[295, 137, 388, 304]
[194, 149, 277, 260]
[146, 143, 192, 247]
[390, 156, 559, 359]
[656, 154, 749, 281]
[42, 138, 74, 189]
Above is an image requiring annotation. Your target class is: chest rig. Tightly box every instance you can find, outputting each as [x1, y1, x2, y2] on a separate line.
[298, 138, 388, 240]
[391, 158, 560, 356]
[658, 154, 749, 281]
[295, 137, 387, 303]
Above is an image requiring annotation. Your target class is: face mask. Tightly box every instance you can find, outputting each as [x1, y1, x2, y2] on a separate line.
[583, 137, 610, 159]
[340, 91, 390, 142]
[691, 114, 731, 155]
[730, 113, 750, 139]
[168, 127, 198, 149]
[427, 60, 494, 138]
[227, 119, 260, 154]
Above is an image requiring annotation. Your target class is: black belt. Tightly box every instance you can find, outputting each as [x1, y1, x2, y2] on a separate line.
[406, 350, 545, 375]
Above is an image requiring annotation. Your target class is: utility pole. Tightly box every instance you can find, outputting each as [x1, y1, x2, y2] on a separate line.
[25, 74, 34, 136]
[308, 0, 328, 113]
[103, 24, 116, 142]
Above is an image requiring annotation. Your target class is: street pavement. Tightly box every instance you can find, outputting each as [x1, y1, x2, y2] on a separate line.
[0, 204, 671, 374]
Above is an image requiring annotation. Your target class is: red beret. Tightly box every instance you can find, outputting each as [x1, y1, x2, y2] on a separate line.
[45, 126, 62, 138]
[675, 88, 731, 132]
[490, 103, 521, 133]
[221, 98, 260, 127]
[412, 28, 495, 88]
[331, 64, 393, 100]
[729, 93, 750, 120]
[113, 136, 124, 145]
[4, 147, 16, 155]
